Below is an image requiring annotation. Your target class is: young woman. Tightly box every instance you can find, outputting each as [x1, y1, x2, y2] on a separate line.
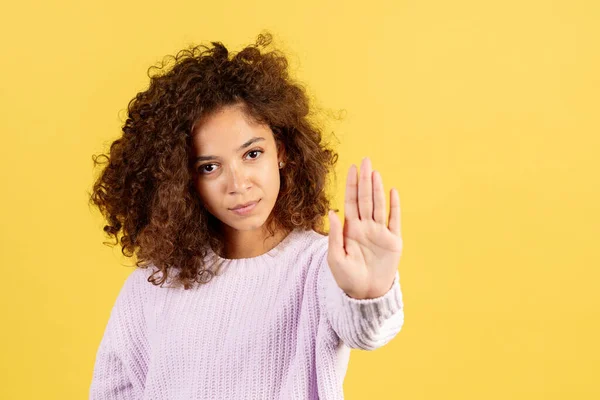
[89, 32, 404, 400]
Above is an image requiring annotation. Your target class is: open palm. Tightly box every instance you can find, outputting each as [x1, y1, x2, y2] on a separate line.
[327, 157, 403, 300]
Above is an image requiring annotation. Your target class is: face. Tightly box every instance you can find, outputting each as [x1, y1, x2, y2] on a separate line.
[189, 103, 284, 234]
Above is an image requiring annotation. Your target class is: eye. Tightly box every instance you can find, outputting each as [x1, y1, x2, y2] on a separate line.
[198, 164, 216, 174]
[246, 149, 263, 160]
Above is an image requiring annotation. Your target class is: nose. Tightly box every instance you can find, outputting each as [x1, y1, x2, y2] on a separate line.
[226, 163, 251, 194]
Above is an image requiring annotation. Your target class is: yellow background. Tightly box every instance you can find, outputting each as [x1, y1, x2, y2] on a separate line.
[1, 0, 598, 398]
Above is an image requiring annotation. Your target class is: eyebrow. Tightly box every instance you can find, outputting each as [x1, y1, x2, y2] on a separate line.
[194, 136, 266, 164]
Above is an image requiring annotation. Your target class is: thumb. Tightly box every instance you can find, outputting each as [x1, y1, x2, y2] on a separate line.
[328, 210, 346, 263]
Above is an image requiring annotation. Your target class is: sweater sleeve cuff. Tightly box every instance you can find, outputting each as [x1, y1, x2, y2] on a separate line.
[337, 270, 403, 322]
[321, 264, 404, 350]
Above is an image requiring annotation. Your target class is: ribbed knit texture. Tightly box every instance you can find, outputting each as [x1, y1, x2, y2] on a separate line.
[89, 228, 404, 399]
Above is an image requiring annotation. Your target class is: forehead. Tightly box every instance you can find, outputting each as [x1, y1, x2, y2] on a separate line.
[192, 104, 272, 148]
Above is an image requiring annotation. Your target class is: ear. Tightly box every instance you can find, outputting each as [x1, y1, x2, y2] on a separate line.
[275, 138, 286, 164]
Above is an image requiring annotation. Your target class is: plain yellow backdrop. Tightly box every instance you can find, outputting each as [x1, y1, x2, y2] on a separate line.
[1, 0, 598, 399]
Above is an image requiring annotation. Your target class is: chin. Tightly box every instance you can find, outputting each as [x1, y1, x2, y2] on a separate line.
[222, 214, 267, 230]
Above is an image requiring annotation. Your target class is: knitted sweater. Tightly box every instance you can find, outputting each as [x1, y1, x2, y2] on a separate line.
[89, 228, 404, 399]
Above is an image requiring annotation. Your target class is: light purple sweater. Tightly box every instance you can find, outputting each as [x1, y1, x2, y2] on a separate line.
[89, 228, 404, 399]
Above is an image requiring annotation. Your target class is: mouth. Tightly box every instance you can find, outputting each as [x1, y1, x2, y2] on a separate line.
[229, 199, 260, 216]
[229, 200, 259, 210]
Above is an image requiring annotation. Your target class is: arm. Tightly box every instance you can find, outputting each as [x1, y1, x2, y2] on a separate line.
[89, 268, 150, 399]
[321, 157, 405, 350]
[317, 247, 404, 351]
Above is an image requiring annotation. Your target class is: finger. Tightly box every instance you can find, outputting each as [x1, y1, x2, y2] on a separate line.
[344, 164, 359, 220]
[328, 210, 347, 261]
[358, 157, 373, 220]
[388, 188, 402, 236]
[373, 170, 386, 224]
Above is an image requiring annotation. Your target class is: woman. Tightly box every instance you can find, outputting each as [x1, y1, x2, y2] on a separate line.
[89, 31, 404, 400]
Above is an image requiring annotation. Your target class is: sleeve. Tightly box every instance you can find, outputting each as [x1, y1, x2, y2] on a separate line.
[89, 268, 151, 400]
[317, 243, 405, 351]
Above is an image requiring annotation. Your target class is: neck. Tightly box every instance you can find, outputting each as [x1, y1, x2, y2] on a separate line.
[219, 223, 291, 259]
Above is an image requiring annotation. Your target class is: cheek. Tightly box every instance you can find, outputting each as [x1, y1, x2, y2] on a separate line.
[195, 180, 218, 208]
[264, 165, 281, 194]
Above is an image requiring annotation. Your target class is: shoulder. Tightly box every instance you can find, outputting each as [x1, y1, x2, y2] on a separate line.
[126, 265, 155, 285]
[118, 265, 159, 299]
[292, 229, 329, 260]
[286, 230, 331, 283]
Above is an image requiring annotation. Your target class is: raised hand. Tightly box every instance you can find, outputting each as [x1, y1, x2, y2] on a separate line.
[327, 157, 403, 300]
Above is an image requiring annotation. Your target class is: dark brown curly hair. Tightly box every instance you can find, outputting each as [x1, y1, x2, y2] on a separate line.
[88, 31, 342, 290]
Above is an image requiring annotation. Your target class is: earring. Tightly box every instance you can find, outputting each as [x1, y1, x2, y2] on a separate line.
[279, 161, 285, 169]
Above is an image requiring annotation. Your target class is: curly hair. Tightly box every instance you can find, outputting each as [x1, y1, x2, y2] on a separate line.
[88, 31, 341, 290]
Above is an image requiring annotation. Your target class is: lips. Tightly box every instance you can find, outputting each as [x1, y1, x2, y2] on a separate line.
[230, 200, 258, 210]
